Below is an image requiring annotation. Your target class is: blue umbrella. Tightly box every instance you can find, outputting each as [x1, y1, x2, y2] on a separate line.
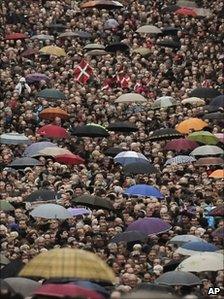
[209, 95, 224, 109]
[23, 142, 57, 157]
[176, 241, 218, 256]
[67, 208, 90, 217]
[165, 155, 196, 165]
[126, 217, 171, 235]
[71, 281, 109, 296]
[124, 184, 163, 198]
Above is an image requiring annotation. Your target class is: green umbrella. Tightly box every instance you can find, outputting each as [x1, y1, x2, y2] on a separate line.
[0, 200, 15, 211]
[188, 131, 219, 145]
[37, 88, 66, 100]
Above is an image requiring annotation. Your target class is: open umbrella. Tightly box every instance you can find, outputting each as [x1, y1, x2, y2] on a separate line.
[195, 157, 224, 166]
[175, 7, 197, 17]
[165, 155, 196, 165]
[37, 125, 68, 139]
[104, 18, 119, 29]
[0, 133, 30, 145]
[126, 217, 171, 235]
[23, 142, 57, 157]
[31, 34, 54, 41]
[188, 131, 219, 145]
[40, 107, 69, 120]
[72, 30, 92, 39]
[20, 48, 39, 57]
[4, 278, 40, 298]
[0, 254, 10, 267]
[155, 271, 201, 286]
[208, 205, 224, 217]
[72, 124, 109, 138]
[149, 128, 182, 141]
[123, 162, 158, 175]
[177, 0, 198, 7]
[114, 151, 149, 165]
[214, 133, 224, 143]
[5, 33, 28, 40]
[111, 231, 147, 244]
[39, 46, 67, 57]
[58, 31, 78, 39]
[176, 252, 223, 272]
[156, 39, 181, 49]
[182, 97, 205, 106]
[133, 47, 151, 56]
[19, 248, 115, 282]
[176, 118, 208, 134]
[209, 95, 224, 109]
[107, 122, 138, 132]
[1, 261, 24, 279]
[72, 195, 114, 211]
[209, 169, 224, 179]
[104, 147, 124, 157]
[0, 200, 15, 212]
[169, 235, 206, 246]
[37, 88, 66, 100]
[212, 227, 224, 239]
[80, 0, 123, 9]
[115, 93, 147, 103]
[161, 27, 179, 36]
[36, 147, 72, 157]
[163, 260, 182, 273]
[25, 73, 49, 83]
[30, 204, 72, 219]
[34, 284, 103, 299]
[48, 23, 67, 31]
[136, 25, 162, 34]
[189, 88, 221, 98]
[203, 112, 224, 120]
[176, 242, 218, 256]
[190, 145, 223, 156]
[84, 43, 105, 50]
[152, 96, 177, 109]
[85, 49, 107, 57]
[124, 184, 163, 198]
[67, 208, 90, 217]
[8, 157, 42, 169]
[55, 154, 84, 165]
[105, 42, 130, 53]
[72, 281, 108, 296]
[165, 138, 198, 152]
[26, 189, 59, 203]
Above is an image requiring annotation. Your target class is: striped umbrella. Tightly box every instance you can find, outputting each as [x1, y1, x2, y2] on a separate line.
[165, 155, 196, 165]
[114, 151, 148, 165]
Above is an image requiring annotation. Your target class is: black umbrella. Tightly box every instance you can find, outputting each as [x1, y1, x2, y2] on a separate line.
[48, 24, 67, 31]
[107, 122, 138, 132]
[162, 5, 180, 13]
[8, 158, 42, 169]
[72, 125, 109, 138]
[203, 112, 224, 120]
[105, 42, 130, 53]
[104, 147, 124, 157]
[161, 27, 179, 36]
[149, 128, 182, 141]
[189, 88, 221, 98]
[135, 283, 173, 293]
[123, 162, 158, 175]
[72, 195, 114, 211]
[74, 30, 92, 39]
[163, 260, 182, 273]
[209, 95, 224, 109]
[111, 231, 147, 243]
[0, 261, 24, 279]
[156, 39, 181, 49]
[155, 271, 201, 286]
[26, 189, 59, 202]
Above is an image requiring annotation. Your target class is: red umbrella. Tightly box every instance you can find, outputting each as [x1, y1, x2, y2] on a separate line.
[175, 7, 197, 16]
[37, 125, 68, 139]
[165, 138, 198, 152]
[20, 48, 39, 57]
[55, 153, 84, 165]
[208, 205, 224, 217]
[5, 33, 28, 40]
[34, 283, 103, 299]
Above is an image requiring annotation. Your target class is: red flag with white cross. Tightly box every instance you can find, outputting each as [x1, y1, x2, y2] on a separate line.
[74, 59, 93, 84]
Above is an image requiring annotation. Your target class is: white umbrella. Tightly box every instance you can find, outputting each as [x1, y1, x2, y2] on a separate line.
[34, 147, 72, 157]
[30, 204, 72, 219]
[152, 96, 177, 109]
[4, 278, 41, 297]
[136, 25, 162, 34]
[190, 145, 223, 156]
[181, 97, 205, 106]
[115, 93, 147, 103]
[0, 133, 30, 145]
[114, 151, 148, 165]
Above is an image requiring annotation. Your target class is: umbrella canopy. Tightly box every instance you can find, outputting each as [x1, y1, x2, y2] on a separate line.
[209, 169, 224, 179]
[0, 254, 10, 267]
[214, 133, 224, 143]
[203, 112, 224, 120]
[39, 46, 67, 57]
[104, 147, 124, 157]
[34, 283, 103, 299]
[48, 23, 67, 31]
[176, 118, 208, 134]
[152, 96, 177, 109]
[0, 133, 30, 145]
[25, 73, 49, 83]
[161, 27, 179, 36]
[30, 204, 72, 219]
[40, 107, 69, 120]
[111, 231, 147, 244]
[72, 124, 109, 137]
[165, 138, 198, 152]
[0, 200, 15, 212]
[124, 184, 163, 198]
[123, 162, 158, 175]
[176, 241, 218, 256]
[37, 125, 68, 139]
[165, 155, 196, 165]
[72, 281, 108, 296]
[188, 131, 219, 145]
[19, 248, 115, 282]
[55, 153, 84, 165]
[104, 18, 119, 29]
[58, 31, 78, 39]
[190, 145, 223, 156]
[126, 217, 171, 235]
[72, 195, 114, 211]
[23, 142, 57, 157]
[149, 128, 182, 141]
[209, 95, 224, 109]
[114, 151, 148, 165]
[0, 261, 24, 279]
[67, 207, 90, 217]
[163, 260, 182, 273]
[115, 93, 147, 103]
[5, 33, 28, 40]
[85, 49, 107, 56]
[176, 252, 223, 272]
[175, 7, 197, 16]
[195, 157, 224, 166]
[107, 121, 138, 132]
[177, 0, 198, 7]
[80, 0, 123, 9]
[182, 97, 205, 106]
[20, 48, 39, 57]
[212, 227, 224, 239]
[105, 42, 130, 53]
[4, 278, 40, 298]
[155, 271, 201, 286]
[133, 47, 151, 56]
[84, 43, 105, 50]
[37, 88, 66, 100]
[26, 189, 58, 203]
[8, 157, 42, 169]
[208, 205, 224, 217]
[136, 25, 162, 34]
[169, 235, 205, 247]
[156, 39, 181, 49]
[189, 88, 221, 98]
[31, 34, 54, 41]
[36, 147, 72, 157]
[73, 30, 92, 39]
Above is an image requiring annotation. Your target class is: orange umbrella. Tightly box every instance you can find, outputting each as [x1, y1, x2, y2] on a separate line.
[40, 108, 69, 120]
[209, 170, 224, 179]
[176, 118, 208, 134]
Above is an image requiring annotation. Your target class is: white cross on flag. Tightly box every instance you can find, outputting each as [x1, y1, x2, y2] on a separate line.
[74, 59, 93, 84]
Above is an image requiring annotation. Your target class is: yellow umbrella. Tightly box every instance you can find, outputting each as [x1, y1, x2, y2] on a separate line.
[133, 47, 150, 56]
[39, 46, 67, 57]
[19, 248, 115, 282]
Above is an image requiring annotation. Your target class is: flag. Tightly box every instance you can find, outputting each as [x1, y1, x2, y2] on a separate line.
[116, 73, 131, 89]
[74, 59, 93, 84]
[202, 80, 211, 88]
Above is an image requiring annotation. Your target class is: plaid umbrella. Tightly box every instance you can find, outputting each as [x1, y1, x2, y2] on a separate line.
[188, 131, 219, 145]
[176, 118, 208, 134]
[152, 96, 177, 109]
[165, 138, 198, 152]
[23, 142, 57, 157]
[149, 128, 182, 141]
[8, 157, 42, 169]
[115, 93, 147, 103]
[155, 271, 201, 286]
[40, 107, 69, 120]
[195, 157, 224, 166]
[165, 155, 196, 165]
[72, 195, 114, 211]
[111, 231, 147, 243]
[190, 145, 223, 156]
[0, 200, 15, 211]
[136, 25, 162, 34]
[19, 248, 115, 282]
[37, 125, 68, 139]
[37, 88, 66, 100]
[30, 204, 72, 219]
[208, 205, 224, 217]
[126, 217, 171, 235]
[189, 88, 221, 98]
[0, 133, 30, 145]
[209, 169, 224, 179]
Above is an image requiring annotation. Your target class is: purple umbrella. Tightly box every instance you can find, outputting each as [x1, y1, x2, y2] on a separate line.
[25, 73, 50, 83]
[67, 207, 90, 217]
[212, 227, 224, 239]
[126, 217, 172, 236]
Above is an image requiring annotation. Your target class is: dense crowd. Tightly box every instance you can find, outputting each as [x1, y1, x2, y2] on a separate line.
[0, 0, 224, 299]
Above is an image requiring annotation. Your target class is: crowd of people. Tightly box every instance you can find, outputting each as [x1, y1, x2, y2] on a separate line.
[0, 0, 224, 298]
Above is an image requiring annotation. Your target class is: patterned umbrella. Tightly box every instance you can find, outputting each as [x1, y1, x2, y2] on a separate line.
[188, 131, 219, 145]
[189, 88, 221, 98]
[195, 157, 224, 166]
[155, 271, 201, 286]
[25, 73, 49, 83]
[115, 93, 147, 103]
[209, 169, 224, 179]
[40, 107, 69, 120]
[37, 88, 66, 100]
[152, 96, 177, 109]
[165, 155, 196, 165]
[126, 217, 171, 235]
[165, 138, 198, 152]
[149, 128, 182, 141]
[39, 46, 67, 57]
[23, 142, 57, 157]
[176, 118, 208, 134]
[8, 157, 42, 168]
[37, 125, 68, 139]
[114, 151, 148, 165]
[30, 204, 72, 219]
[19, 248, 115, 282]
[190, 145, 223, 156]
[55, 153, 84, 165]
[124, 184, 163, 198]
[67, 208, 90, 217]
[136, 25, 162, 34]
[0, 133, 30, 145]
